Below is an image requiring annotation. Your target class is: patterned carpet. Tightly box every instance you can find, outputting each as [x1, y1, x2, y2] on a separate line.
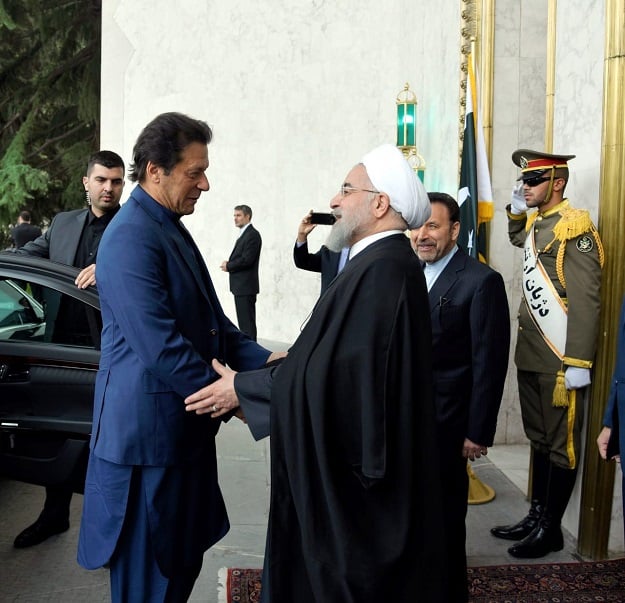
[219, 559, 625, 602]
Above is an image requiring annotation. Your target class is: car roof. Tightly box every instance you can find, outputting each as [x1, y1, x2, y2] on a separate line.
[0, 254, 100, 309]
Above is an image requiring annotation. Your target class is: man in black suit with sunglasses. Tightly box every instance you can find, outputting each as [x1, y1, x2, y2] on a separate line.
[491, 149, 603, 559]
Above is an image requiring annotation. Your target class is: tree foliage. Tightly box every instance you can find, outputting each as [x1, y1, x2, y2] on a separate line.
[0, 0, 101, 247]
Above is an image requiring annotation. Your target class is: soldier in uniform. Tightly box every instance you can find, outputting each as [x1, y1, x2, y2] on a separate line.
[490, 149, 604, 558]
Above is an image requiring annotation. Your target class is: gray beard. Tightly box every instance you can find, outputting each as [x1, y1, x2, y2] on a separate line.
[325, 219, 352, 252]
[325, 197, 372, 252]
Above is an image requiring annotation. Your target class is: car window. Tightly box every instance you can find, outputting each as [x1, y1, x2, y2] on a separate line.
[0, 277, 101, 349]
[0, 279, 44, 335]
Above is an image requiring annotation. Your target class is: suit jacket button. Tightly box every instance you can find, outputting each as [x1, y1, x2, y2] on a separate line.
[210, 329, 218, 336]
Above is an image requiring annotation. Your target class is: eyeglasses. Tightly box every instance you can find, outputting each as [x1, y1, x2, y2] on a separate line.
[340, 185, 380, 197]
[522, 176, 550, 188]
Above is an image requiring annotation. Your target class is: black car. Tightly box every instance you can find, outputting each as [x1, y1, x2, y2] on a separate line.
[0, 255, 101, 491]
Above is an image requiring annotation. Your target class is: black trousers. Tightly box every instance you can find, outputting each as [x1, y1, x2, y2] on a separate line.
[40, 485, 73, 523]
[234, 294, 257, 341]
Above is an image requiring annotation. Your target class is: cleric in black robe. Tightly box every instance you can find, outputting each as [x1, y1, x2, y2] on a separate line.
[186, 144, 451, 602]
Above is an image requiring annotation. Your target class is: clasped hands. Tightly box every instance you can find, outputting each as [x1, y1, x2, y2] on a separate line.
[185, 351, 287, 420]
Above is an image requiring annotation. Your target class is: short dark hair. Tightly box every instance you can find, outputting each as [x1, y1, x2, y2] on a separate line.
[428, 192, 460, 224]
[129, 112, 213, 183]
[18, 210, 32, 222]
[234, 205, 252, 219]
[87, 150, 125, 176]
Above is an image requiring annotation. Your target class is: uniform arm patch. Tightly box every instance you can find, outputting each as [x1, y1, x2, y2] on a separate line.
[576, 235, 594, 253]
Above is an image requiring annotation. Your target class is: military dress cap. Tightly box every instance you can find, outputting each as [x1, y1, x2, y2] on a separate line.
[512, 149, 576, 178]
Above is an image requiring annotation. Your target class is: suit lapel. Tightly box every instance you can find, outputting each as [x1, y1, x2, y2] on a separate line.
[166, 220, 213, 302]
[428, 249, 466, 313]
[230, 225, 251, 257]
[132, 189, 214, 304]
[63, 211, 89, 264]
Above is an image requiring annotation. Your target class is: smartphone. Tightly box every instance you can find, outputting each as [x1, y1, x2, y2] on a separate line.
[309, 212, 336, 225]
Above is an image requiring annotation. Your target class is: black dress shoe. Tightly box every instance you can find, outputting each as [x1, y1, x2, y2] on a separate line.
[13, 518, 70, 548]
[507, 517, 564, 559]
[490, 502, 543, 541]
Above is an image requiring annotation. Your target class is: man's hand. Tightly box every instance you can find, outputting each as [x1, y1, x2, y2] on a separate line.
[185, 359, 239, 417]
[297, 210, 317, 243]
[597, 426, 618, 461]
[75, 264, 97, 289]
[510, 182, 528, 215]
[463, 438, 488, 461]
[564, 366, 591, 390]
[220, 261, 228, 272]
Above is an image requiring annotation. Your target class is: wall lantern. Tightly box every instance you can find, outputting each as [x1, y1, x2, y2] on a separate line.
[396, 82, 426, 182]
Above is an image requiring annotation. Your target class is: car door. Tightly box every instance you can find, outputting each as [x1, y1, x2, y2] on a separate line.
[0, 255, 100, 491]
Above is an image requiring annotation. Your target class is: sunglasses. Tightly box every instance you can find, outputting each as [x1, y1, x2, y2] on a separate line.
[522, 176, 550, 188]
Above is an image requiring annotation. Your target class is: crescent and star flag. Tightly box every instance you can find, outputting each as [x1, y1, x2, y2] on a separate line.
[458, 52, 494, 262]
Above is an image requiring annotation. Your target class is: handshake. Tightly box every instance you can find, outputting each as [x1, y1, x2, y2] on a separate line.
[509, 182, 528, 214]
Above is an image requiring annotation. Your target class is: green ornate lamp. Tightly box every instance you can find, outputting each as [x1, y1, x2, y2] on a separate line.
[396, 83, 426, 182]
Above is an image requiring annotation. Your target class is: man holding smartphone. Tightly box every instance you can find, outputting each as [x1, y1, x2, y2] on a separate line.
[293, 210, 348, 295]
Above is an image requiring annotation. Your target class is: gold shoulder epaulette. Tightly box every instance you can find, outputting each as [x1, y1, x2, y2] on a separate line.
[553, 207, 604, 288]
[552, 208, 593, 242]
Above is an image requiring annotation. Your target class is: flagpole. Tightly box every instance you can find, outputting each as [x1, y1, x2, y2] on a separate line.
[480, 0, 495, 165]
[545, 0, 557, 152]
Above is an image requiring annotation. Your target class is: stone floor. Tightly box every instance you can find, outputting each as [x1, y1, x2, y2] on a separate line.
[0, 429, 587, 603]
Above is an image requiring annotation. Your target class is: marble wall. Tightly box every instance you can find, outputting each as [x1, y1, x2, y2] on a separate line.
[552, 0, 613, 549]
[101, 0, 461, 344]
[489, 0, 550, 446]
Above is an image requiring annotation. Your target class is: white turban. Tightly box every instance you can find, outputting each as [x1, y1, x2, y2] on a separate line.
[361, 144, 430, 229]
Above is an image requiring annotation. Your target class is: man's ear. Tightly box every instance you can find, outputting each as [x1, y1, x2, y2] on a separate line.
[451, 221, 460, 242]
[373, 192, 391, 217]
[146, 161, 161, 184]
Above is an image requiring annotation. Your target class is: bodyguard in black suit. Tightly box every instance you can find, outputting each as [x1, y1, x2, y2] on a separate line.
[9, 210, 42, 248]
[10, 150, 125, 548]
[411, 193, 510, 603]
[221, 205, 261, 340]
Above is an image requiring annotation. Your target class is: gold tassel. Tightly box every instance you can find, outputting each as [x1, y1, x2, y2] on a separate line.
[553, 370, 569, 407]
[552, 208, 593, 241]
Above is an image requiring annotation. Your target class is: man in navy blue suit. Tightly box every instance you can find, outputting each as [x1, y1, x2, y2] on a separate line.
[411, 192, 510, 602]
[77, 112, 280, 602]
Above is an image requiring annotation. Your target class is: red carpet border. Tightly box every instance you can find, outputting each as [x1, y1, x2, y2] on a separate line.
[468, 558, 625, 602]
[219, 558, 625, 603]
